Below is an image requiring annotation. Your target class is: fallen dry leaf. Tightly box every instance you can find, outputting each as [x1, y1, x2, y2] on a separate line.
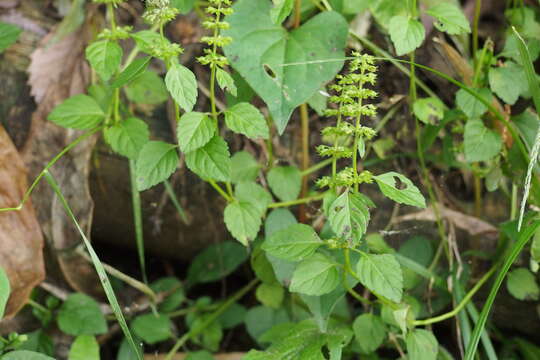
[0, 124, 45, 318]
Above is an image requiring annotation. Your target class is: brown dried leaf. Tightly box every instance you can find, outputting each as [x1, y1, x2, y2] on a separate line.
[0, 125, 45, 318]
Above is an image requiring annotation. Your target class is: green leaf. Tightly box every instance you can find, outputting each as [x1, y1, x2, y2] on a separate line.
[125, 69, 169, 105]
[171, 0, 197, 14]
[218, 302, 247, 329]
[0, 266, 9, 319]
[245, 306, 290, 342]
[463, 119, 502, 162]
[150, 277, 185, 313]
[224, 201, 262, 245]
[165, 63, 198, 112]
[104, 117, 149, 159]
[307, 88, 327, 116]
[426, 3, 471, 35]
[231, 151, 260, 183]
[223, 0, 348, 133]
[132, 313, 172, 345]
[57, 293, 107, 336]
[85, 40, 123, 81]
[0, 22, 22, 53]
[177, 112, 215, 153]
[388, 15, 425, 56]
[68, 335, 100, 360]
[413, 97, 445, 124]
[256, 282, 284, 308]
[532, 228, 540, 262]
[1, 351, 55, 360]
[48, 94, 105, 130]
[185, 350, 215, 360]
[328, 190, 374, 244]
[224, 102, 269, 139]
[353, 313, 386, 354]
[399, 236, 434, 289]
[265, 208, 297, 237]
[506, 267, 540, 301]
[136, 141, 178, 191]
[406, 329, 439, 360]
[131, 30, 163, 54]
[374, 172, 426, 208]
[356, 253, 403, 303]
[111, 56, 151, 88]
[488, 61, 528, 105]
[455, 88, 491, 118]
[18, 330, 53, 356]
[267, 166, 302, 201]
[262, 223, 322, 261]
[216, 67, 237, 96]
[290, 253, 340, 296]
[252, 244, 278, 284]
[187, 241, 248, 284]
[185, 135, 231, 181]
[235, 181, 272, 216]
[300, 288, 346, 333]
[270, 0, 294, 24]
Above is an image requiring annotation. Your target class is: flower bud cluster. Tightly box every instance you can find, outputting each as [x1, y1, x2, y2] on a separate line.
[98, 26, 132, 40]
[197, 0, 233, 68]
[143, 0, 179, 26]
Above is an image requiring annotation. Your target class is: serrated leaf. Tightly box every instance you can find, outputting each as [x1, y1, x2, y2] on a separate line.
[187, 241, 248, 284]
[48, 94, 105, 130]
[225, 102, 269, 139]
[1, 351, 55, 360]
[267, 166, 302, 201]
[185, 135, 231, 181]
[68, 335, 99, 360]
[388, 15, 425, 56]
[136, 141, 178, 191]
[256, 283, 284, 308]
[216, 67, 237, 96]
[413, 97, 445, 124]
[353, 313, 386, 354]
[0, 266, 10, 319]
[463, 119, 502, 162]
[426, 3, 471, 35]
[406, 329, 439, 360]
[85, 40, 123, 81]
[231, 151, 260, 183]
[300, 288, 346, 333]
[356, 253, 403, 303]
[489, 61, 528, 105]
[131, 30, 163, 54]
[455, 88, 491, 118]
[270, 0, 294, 24]
[262, 223, 322, 261]
[223, 0, 348, 133]
[111, 56, 151, 88]
[0, 22, 22, 53]
[290, 253, 340, 296]
[328, 190, 374, 244]
[224, 201, 262, 245]
[104, 117, 149, 159]
[177, 112, 215, 152]
[374, 172, 426, 208]
[132, 313, 172, 345]
[57, 293, 107, 336]
[506, 267, 540, 301]
[125, 69, 169, 105]
[235, 181, 272, 216]
[165, 63, 198, 112]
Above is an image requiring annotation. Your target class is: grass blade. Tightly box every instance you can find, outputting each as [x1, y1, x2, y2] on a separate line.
[129, 159, 147, 284]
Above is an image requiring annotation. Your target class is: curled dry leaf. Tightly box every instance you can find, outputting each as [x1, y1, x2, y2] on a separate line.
[0, 125, 45, 318]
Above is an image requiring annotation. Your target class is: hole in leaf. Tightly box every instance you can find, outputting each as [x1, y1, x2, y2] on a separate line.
[393, 176, 407, 190]
[263, 63, 277, 79]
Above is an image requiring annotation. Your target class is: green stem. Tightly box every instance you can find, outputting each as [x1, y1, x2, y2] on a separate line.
[342, 249, 370, 305]
[268, 193, 324, 208]
[301, 158, 333, 177]
[27, 299, 49, 314]
[208, 179, 233, 202]
[165, 279, 259, 360]
[164, 180, 189, 224]
[510, 184, 518, 220]
[472, 0, 482, 66]
[129, 160, 147, 284]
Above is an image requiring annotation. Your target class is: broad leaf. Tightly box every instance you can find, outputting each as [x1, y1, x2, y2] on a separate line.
[223, 0, 348, 133]
[374, 172, 426, 208]
[463, 119, 502, 162]
[85, 40, 123, 81]
[426, 3, 471, 35]
[131, 30, 163, 54]
[57, 293, 107, 336]
[132, 313, 172, 345]
[216, 67, 237, 96]
[262, 223, 322, 261]
[301, 288, 345, 332]
[290, 253, 340, 296]
[48, 94, 105, 130]
[455, 88, 491, 118]
[353, 313, 386, 354]
[68, 335, 99, 360]
[488, 61, 528, 105]
[0, 266, 9, 319]
[224, 201, 262, 245]
[356, 253, 403, 303]
[256, 283, 284, 308]
[245, 306, 290, 342]
[150, 277, 185, 313]
[328, 190, 374, 244]
[0, 22, 22, 53]
[177, 112, 215, 152]
[506, 267, 540, 301]
[187, 241, 248, 284]
[235, 181, 272, 216]
[104, 117, 149, 159]
[388, 15, 425, 56]
[406, 329, 439, 360]
[165, 63, 198, 112]
[267, 166, 302, 202]
[112, 56, 151, 88]
[413, 97, 445, 124]
[270, 0, 294, 24]
[224, 102, 269, 139]
[136, 141, 178, 191]
[125, 69, 169, 105]
[231, 151, 260, 183]
[2, 351, 55, 360]
[185, 135, 231, 181]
